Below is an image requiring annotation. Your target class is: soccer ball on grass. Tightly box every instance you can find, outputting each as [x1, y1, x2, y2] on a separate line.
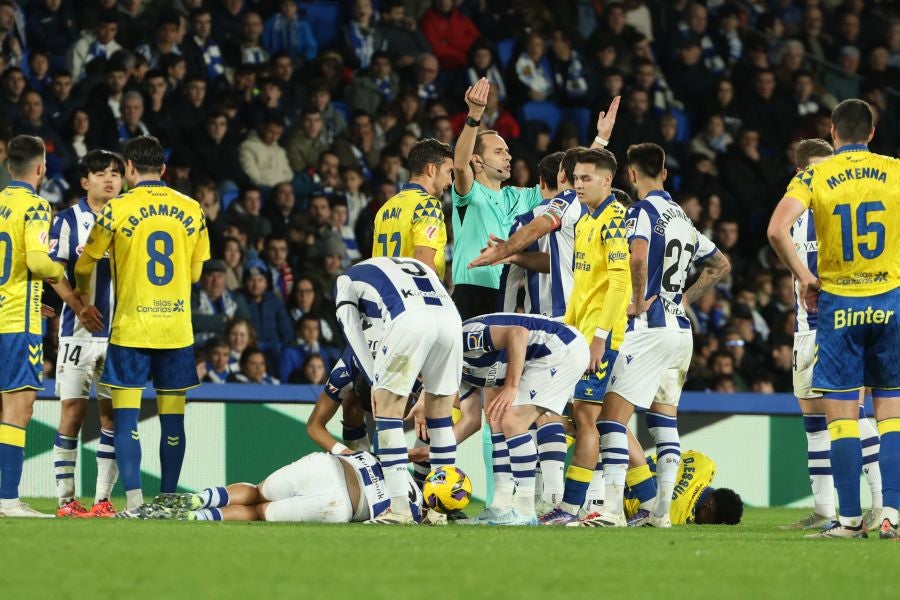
[423, 466, 472, 514]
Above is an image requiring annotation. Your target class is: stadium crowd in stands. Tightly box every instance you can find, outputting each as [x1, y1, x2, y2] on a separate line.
[8, 0, 900, 393]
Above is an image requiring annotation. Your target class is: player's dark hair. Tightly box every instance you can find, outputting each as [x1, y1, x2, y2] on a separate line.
[407, 138, 453, 177]
[204, 336, 229, 353]
[6, 135, 45, 178]
[123, 136, 165, 174]
[627, 143, 666, 179]
[831, 99, 875, 143]
[612, 187, 634, 207]
[537, 151, 564, 188]
[560, 147, 584, 184]
[795, 138, 833, 169]
[79, 149, 125, 179]
[711, 488, 743, 525]
[473, 130, 500, 157]
[575, 147, 617, 174]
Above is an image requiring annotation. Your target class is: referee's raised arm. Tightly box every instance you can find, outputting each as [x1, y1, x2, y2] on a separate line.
[453, 77, 490, 199]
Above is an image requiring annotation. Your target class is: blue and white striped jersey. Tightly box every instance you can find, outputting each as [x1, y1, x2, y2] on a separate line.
[624, 190, 717, 331]
[498, 189, 585, 318]
[49, 198, 114, 339]
[338, 452, 423, 522]
[460, 313, 579, 388]
[334, 256, 455, 382]
[324, 314, 384, 402]
[791, 209, 818, 332]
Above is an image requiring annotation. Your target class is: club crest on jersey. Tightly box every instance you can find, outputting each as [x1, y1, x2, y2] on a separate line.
[625, 218, 636, 238]
[425, 225, 438, 240]
[466, 330, 484, 351]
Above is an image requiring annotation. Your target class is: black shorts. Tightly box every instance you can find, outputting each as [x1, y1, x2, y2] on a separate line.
[451, 284, 498, 321]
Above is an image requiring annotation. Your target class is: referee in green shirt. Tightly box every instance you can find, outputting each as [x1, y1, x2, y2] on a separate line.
[451, 78, 620, 319]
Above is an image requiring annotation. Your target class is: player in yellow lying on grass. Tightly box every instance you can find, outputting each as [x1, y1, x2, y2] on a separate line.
[624, 450, 743, 525]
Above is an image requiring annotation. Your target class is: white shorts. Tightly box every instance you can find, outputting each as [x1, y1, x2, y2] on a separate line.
[792, 331, 821, 399]
[516, 336, 590, 415]
[608, 329, 692, 410]
[374, 307, 462, 397]
[55, 338, 111, 400]
[260, 453, 354, 523]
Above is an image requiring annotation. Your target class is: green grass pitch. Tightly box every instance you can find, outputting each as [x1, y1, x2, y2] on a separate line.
[2, 500, 896, 599]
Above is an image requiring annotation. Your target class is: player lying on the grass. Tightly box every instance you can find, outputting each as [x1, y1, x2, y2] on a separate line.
[457, 313, 590, 525]
[50, 150, 124, 519]
[623, 450, 743, 526]
[147, 451, 422, 523]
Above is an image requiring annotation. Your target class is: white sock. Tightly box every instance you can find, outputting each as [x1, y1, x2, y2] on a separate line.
[198, 486, 230, 508]
[425, 416, 456, 468]
[375, 417, 411, 516]
[859, 409, 883, 508]
[536, 422, 566, 504]
[53, 433, 78, 506]
[583, 456, 604, 511]
[490, 432, 514, 510]
[411, 437, 431, 488]
[598, 421, 628, 516]
[647, 412, 680, 519]
[95, 428, 118, 504]
[507, 433, 538, 515]
[803, 414, 835, 518]
[125, 489, 144, 510]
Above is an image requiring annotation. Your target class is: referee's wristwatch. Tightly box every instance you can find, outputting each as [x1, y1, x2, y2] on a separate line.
[465, 116, 482, 127]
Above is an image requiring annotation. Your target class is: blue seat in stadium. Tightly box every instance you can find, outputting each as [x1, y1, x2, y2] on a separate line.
[497, 38, 516, 68]
[562, 107, 592, 145]
[331, 100, 350, 121]
[300, 2, 341, 50]
[669, 107, 692, 143]
[520, 101, 562, 138]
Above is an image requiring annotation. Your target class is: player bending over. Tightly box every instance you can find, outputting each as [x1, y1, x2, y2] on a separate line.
[50, 150, 124, 518]
[335, 256, 462, 524]
[146, 451, 422, 523]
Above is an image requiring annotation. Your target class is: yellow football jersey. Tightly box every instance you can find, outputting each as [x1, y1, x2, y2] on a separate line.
[82, 181, 210, 349]
[624, 450, 717, 525]
[564, 195, 630, 350]
[372, 183, 447, 278]
[785, 145, 900, 296]
[0, 182, 52, 335]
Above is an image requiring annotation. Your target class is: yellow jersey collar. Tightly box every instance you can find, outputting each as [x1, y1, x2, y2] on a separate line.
[134, 180, 167, 187]
[835, 143, 869, 155]
[401, 182, 428, 195]
[7, 180, 35, 193]
[590, 193, 617, 218]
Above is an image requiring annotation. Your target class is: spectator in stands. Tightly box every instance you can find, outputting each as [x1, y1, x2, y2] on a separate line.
[264, 182, 300, 238]
[28, 0, 78, 66]
[690, 113, 732, 161]
[286, 277, 338, 345]
[193, 111, 248, 199]
[732, 284, 771, 342]
[761, 271, 794, 329]
[212, 0, 248, 48]
[340, 0, 378, 70]
[609, 88, 659, 159]
[262, 0, 317, 62]
[341, 165, 369, 228]
[346, 51, 399, 115]
[718, 129, 777, 225]
[279, 314, 340, 383]
[286, 108, 328, 173]
[740, 68, 794, 151]
[688, 288, 728, 336]
[142, 69, 177, 149]
[295, 354, 328, 385]
[419, 0, 480, 71]
[588, 1, 639, 71]
[675, 2, 725, 75]
[548, 29, 591, 108]
[182, 7, 226, 83]
[192, 259, 251, 347]
[221, 236, 245, 291]
[511, 32, 554, 104]
[60, 109, 96, 174]
[314, 238, 348, 303]
[0, 66, 26, 121]
[85, 59, 130, 149]
[136, 12, 183, 69]
[161, 52, 189, 95]
[228, 348, 280, 384]
[824, 46, 862, 102]
[296, 149, 342, 202]
[14, 91, 66, 178]
[201, 337, 234, 384]
[263, 233, 296, 299]
[227, 186, 272, 248]
[463, 39, 506, 102]
[332, 111, 380, 175]
[225, 316, 257, 367]
[376, 0, 431, 69]
[631, 58, 681, 117]
[43, 70, 77, 130]
[193, 179, 226, 249]
[708, 78, 742, 136]
[415, 53, 442, 102]
[307, 81, 346, 145]
[116, 91, 150, 148]
[329, 197, 361, 266]
[789, 70, 824, 122]
[668, 37, 717, 112]
[238, 116, 294, 190]
[174, 76, 209, 140]
[27, 51, 51, 94]
[430, 115, 453, 146]
[299, 193, 344, 266]
[710, 347, 745, 391]
[67, 10, 121, 81]
[239, 259, 294, 361]
[227, 10, 269, 67]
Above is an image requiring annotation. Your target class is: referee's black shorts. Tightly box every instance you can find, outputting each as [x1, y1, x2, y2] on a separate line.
[451, 284, 498, 321]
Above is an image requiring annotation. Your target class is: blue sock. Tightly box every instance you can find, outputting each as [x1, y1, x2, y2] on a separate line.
[877, 419, 900, 512]
[159, 414, 186, 493]
[828, 418, 862, 526]
[0, 423, 26, 500]
[113, 408, 142, 492]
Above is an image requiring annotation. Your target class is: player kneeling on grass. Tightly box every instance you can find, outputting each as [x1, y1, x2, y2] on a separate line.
[461, 313, 590, 525]
[147, 451, 422, 523]
[623, 450, 743, 526]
